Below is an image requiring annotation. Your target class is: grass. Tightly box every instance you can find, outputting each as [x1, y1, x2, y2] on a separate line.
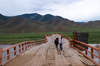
[88, 32, 100, 44]
[0, 28, 100, 44]
[0, 33, 49, 44]
[0, 32, 58, 44]
[66, 27, 100, 44]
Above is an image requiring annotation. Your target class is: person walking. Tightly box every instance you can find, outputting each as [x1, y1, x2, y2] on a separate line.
[59, 37, 63, 51]
[54, 38, 59, 49]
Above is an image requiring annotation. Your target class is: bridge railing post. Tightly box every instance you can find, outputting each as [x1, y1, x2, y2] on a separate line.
[14, 47, 16, 56]
[85, 46, 87, 55]
[7, 49, 10, 60]
[32, 42, 34, 46]
[39, 40, 41, 44]
[38, 41, 39, 45]
[28, 42, 29, 48]
[91, 48, 93, 59]
[22, 44, 24, 51]
[81, 44, 82, 51]
[36, 41, 38, 45]
[34, 41, 35, 46]
[73, 40, 75, 48]
[73, 32, 76, 48]
[77, 42, 79, 50]
[0, 47, 2, 65]
[98, 45, 100, 64]
[25, 42, 27, 50]
[19, 45, 21, 53]
[40, 40, 42, 44]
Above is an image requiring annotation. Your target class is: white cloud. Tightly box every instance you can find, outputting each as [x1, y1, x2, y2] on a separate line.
[0, 0, 100, 22]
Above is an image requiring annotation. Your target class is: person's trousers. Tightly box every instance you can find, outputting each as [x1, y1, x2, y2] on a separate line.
[60, 43, 62, 51]
[55, 44, 58, 48]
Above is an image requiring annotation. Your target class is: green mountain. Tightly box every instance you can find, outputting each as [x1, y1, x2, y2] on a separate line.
[44, 18, 79, 27]
[82, 20, 100, 28]
[0, 14, 9, 20]
[30, 14, 42, 20]
[17, 13, 63, 22]
[0, 13, 100, 33]
[18, 13, 40, 19]
[0, 15, 100, 33]
[0, 17, 74, 33]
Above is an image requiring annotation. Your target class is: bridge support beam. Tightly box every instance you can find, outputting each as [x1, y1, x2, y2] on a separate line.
[73, 32, 76, 47]
[98, 45, 100, 64]
[73, 32, 77, 40]
[14, 47, 16, 56]
[0, 47, 2, 65]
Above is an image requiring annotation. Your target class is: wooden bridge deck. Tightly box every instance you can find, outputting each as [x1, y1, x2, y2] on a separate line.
[4, 34, 95, 66]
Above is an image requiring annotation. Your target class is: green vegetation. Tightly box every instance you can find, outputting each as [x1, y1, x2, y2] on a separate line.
[0, 27, 100, 44]
[66, 27, 100, 44]
[67, 27, 100, 32]
[0, 32, 57, 44]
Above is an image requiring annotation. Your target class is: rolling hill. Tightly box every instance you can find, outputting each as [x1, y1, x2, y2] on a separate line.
[82, 20, 100, 28]
[38, 14, 63, 22]
[0, 13, 100, 33]
[44, 18, 81, 27]
[0, 19, 8, 26]
[6, 13, 63, 22]
[0, 17, 74, 33]
[18, 13, 42, 20]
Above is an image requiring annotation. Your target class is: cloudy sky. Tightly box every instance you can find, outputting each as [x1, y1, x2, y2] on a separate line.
[0, 0, 100, 22]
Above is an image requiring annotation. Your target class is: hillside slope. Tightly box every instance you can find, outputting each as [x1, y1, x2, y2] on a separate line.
[44, 18, 80, 27]
[0, 17, 74, 33]
[83, 20, 100, 28]
[18, 13, 63, 22]
[0, 14, 9, 20]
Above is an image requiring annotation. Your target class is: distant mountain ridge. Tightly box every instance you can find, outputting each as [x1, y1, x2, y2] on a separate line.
[77, 22, 85, 23]
[82, 20, 100, 28]
[0, 13, 100, 33]
[44, 18, 79, 27]
[0, 14, 9, 20]
[0, 13, 63, 22]
[18, 13, 63, 22]
[0, 16, 74, 33]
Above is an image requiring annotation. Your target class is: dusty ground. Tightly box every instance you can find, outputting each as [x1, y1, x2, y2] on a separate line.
[4, 34, 95, 66]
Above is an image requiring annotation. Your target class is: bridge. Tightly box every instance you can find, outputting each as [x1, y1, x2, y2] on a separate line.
[0, 33, 100, 66]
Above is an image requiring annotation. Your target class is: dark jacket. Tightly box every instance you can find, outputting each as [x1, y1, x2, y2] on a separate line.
[54, 39, 59, 44]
